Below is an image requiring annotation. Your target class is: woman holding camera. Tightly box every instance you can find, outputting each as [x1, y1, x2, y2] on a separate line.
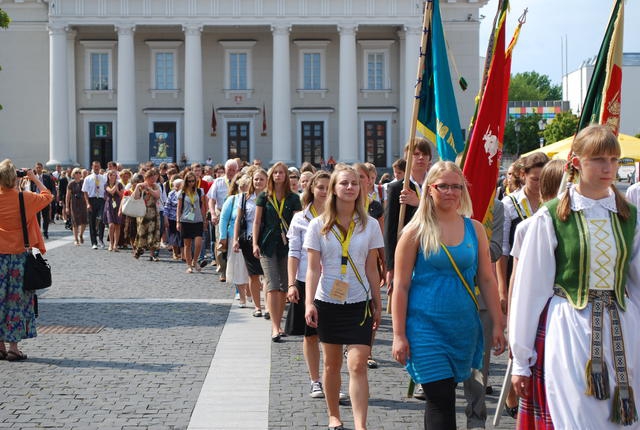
[0, 159, 53, 361]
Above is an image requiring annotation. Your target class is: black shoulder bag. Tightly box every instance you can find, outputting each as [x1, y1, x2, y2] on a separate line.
[19, 192, 52, 291]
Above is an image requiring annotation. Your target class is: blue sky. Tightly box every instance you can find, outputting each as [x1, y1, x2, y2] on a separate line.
[479, 0, 640, 84]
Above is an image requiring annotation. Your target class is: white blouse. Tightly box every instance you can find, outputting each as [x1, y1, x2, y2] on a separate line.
[303, 215, 384, 304]
[509, 187, 640, 377]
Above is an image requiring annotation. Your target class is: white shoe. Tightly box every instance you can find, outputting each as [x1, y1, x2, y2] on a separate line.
[310, 381, 324, 398]
[92, 244, 98, 250]
[98, 241, 105, 249]
[339, 391, 349, 400]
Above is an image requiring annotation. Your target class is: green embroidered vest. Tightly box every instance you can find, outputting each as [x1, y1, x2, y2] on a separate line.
[545, 198, 637, 311]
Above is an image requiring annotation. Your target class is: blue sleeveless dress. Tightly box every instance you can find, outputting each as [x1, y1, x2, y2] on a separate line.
[405, 217, 484, 384]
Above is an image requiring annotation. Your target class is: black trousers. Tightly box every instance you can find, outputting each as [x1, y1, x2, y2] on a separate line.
[422, 378, 457, 430]
[88, 197, 105, 245]
[36, 204, 51, 236]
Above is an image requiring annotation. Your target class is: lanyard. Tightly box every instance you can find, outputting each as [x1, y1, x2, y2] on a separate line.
[365, 196, 371, 212]
[409, 176, 422, 200]
[187, 191, 197, 207]
[521, 198, 533, 217]
[269, 195, 289, 230]
[329, 219, 371, 325]
[309, 205, 318, 218]
[335, 218, 356, 276]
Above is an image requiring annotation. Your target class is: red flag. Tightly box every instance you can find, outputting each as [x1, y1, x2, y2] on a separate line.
[462, 4, 523, 225]
[262, 103, 267, 135]
[211, 105, 217, 134]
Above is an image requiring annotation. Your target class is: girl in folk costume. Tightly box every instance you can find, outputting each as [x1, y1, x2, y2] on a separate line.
[304, 165, 384, 430]
[510, 125, 640, 429]
[391, 161, 505, 430]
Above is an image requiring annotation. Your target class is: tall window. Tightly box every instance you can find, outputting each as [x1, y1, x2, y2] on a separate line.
[155, 52, 175, 90]
[228, 122, 250, 161]
[365, 121, 387, 167]
[229, 53, 248, 90]
[366, 53, 384, 90]
[303, 53, 321, 90]
[302, 121, 324, 167]
[90, 53, 109, 90]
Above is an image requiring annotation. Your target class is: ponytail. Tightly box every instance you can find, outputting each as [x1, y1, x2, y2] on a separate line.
[557, 162, 577, 222]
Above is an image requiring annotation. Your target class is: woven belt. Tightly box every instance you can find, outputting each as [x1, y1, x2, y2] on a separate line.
[554, 287, 638, 425]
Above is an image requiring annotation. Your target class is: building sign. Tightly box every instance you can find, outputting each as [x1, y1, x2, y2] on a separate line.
[149, 132, 175, 164]
[95, 124, 108, 137]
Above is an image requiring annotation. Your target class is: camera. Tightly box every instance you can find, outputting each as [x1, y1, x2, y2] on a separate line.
[16, 169, 27, 178]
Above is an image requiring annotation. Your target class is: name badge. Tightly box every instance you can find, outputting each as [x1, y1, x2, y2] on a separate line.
[281, 231, 288, 246]
[329, 279, 349, 302]
[112, 200, 117, 209]
[185, 212, 195, 222]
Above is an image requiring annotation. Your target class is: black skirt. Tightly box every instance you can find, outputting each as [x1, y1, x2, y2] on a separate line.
[315, 299, 373, 346]
[239, 238, 263, 276]
[181, 221, 203, 240]
[284, 280, 317, 337]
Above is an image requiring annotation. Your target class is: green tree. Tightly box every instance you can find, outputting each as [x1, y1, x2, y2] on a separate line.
[509, 71, 562, 101]
[0, 7, 10, 111]
[543, 111, 579, 143]
[503, 114, 543, 156]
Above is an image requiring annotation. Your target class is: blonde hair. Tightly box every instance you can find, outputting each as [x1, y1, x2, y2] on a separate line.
[301, 171, 331, 207]
[71, 167, 83, 177]
[404, 161, 472, 258]
[320, 164, 368, 236]
[557, 125, 629, 221]
[247, 168, 268, 196]
[0, 159, 17, 189]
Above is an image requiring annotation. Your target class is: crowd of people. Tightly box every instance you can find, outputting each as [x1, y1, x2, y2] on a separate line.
[2, 124, 640, 429]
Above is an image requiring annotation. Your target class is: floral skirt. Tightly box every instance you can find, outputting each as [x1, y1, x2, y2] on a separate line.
[0, 253, 37, 342]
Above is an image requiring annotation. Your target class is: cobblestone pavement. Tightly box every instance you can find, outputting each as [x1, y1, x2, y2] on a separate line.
[0, 222, 516, 429]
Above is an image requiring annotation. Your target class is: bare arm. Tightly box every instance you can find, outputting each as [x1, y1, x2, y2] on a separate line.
[391, 227, 419, 365]
[252, 205, 263, 258]
[232, 203, 242, 252]
[365, 248, 382, 330]
[287, 256, 301, 303]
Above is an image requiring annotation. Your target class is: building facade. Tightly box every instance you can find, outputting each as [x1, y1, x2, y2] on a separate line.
[0, 0, 489, 168]
[563, 52, 640, 137]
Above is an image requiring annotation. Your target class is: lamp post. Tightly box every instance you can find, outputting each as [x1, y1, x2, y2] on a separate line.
[514, 120, 521, 157]
[538, 119, 547, 148]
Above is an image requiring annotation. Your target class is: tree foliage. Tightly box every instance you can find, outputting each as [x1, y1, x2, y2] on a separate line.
[503, 114, 545, 156]
[509, 71, 562, 101]
[543, 111, 579, 143]
[0, 7, 10, 111]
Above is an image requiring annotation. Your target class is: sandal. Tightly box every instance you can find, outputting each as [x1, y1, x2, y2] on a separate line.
[264, 312, 271, 320]
[186, 267, 193, 274]
[328, 423, 345, 430]
[6, 350, 27, 361]
[367, 357, 379, 369]
[252, 309, 263, 318]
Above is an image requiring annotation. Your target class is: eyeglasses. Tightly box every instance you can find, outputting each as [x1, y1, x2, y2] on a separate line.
[431, 183, 464, 192]
[289, 176, 299, 180]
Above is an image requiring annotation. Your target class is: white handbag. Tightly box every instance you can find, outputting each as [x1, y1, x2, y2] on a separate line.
[121, 195, 146, 217]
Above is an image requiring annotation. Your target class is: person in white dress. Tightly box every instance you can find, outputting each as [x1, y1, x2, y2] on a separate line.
[626, 181, 640, 207]
[510, 125, 640, 429]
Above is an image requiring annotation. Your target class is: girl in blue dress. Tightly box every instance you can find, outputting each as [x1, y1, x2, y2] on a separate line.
[391, 161, 506, 429]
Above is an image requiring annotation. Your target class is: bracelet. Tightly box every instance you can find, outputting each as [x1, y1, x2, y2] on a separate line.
[288, 284, 297, 288]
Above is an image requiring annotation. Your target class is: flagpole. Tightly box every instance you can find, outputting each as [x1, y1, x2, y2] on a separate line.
[397, 0, 433, 237]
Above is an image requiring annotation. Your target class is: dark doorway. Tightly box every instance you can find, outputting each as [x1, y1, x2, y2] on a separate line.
[364, 121, 387, 167]
[153, 121, 177, 162]
[301, 121, 324, 167]
[89, 122, 113, 166]
[227, 121, 250, 162]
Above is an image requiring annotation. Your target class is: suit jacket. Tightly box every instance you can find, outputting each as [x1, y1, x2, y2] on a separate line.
[383, 179, 419, 271]
[31, 173, 57, 198]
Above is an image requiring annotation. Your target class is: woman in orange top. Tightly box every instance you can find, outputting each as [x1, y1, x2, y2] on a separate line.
[0, 159, 53, 362]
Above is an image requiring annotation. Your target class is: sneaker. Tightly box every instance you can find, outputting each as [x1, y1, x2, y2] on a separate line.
[413, 386, 426, 400]
[264, 312, 271, 320]
[310, 381, 324, 398]
[339, 391, 349, 401]
[199, 259, 209, 268]
[367, 357, 379, 369]
[92, 244, 98, 250]
[98, 241, 105, 249]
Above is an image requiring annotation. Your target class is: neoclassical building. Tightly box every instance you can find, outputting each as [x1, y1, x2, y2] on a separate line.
[0, 0, 489, 167]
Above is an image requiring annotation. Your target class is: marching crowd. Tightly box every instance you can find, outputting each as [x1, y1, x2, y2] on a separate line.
[2, 124, 640, 429]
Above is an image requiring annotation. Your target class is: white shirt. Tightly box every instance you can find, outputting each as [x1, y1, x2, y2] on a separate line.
[235, 193, 258, 236]
[626, 182, 640, 207]
[207, 176, 231, 210]
[303, 215, 384, 304]
[287, 205, 316, 282]
[501, 188, 536, 256]
[81, 172, 107, 198]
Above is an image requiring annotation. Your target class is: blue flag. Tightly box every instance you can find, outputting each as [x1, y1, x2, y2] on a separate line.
[416, 0, 464, 161]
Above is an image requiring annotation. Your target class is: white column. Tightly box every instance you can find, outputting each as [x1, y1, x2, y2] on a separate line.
[48, 24, 71, 166]
[67, 30, 78, 165]
[116, 24, 137, 165]
[338, 24, 358, 163]
[271, 25, 292, 164]
[183, 24, 204, 164]
[402, 25, 421, 148]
